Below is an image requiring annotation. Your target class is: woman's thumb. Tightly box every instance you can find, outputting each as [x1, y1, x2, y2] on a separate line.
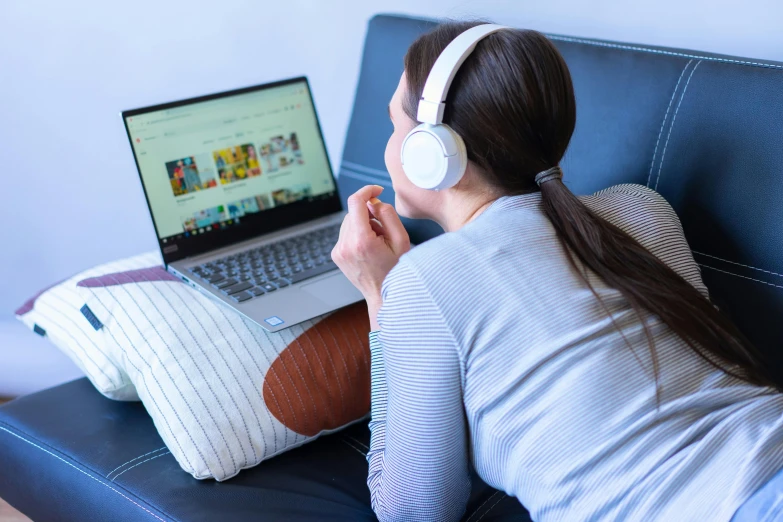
[368, 198, 409, 254]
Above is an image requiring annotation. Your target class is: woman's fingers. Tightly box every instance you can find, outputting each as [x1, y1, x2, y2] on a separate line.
[369, 218, 384, 237]
[367, 197, 410, 255]
[333, 185, 386, 264]
[346, 185, 385, 235]
[332, 212, 352, 263]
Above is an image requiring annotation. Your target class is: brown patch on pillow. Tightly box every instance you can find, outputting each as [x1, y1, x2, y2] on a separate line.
[262, 302, 371, 436]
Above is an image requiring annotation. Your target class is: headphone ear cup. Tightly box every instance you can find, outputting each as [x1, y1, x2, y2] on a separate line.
[401, 124, 446, 189]
[401, 123, 468, 190]
[447, 128, 468, 190]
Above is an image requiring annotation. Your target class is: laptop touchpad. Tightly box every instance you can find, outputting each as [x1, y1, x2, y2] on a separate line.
[300, 273, 362, 306]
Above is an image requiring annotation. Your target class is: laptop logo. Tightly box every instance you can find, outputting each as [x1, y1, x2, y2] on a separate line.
[264, 316, 284, 326]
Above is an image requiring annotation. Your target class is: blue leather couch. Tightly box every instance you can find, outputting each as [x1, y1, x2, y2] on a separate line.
[2, 13, 782, 522]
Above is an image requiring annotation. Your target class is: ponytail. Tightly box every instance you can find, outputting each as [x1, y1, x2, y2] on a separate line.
[539, 176, 781, 406]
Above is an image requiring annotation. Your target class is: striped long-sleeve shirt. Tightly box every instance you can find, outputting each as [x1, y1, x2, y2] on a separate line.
[366, 184, 783, 522]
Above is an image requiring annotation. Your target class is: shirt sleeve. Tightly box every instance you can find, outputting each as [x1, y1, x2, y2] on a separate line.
[366, 259, 471, 522]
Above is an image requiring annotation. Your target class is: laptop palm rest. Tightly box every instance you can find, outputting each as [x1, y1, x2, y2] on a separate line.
[300, 273, 364, 307]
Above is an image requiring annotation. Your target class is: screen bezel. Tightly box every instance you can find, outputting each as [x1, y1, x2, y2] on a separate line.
[122, 76, 342, 266]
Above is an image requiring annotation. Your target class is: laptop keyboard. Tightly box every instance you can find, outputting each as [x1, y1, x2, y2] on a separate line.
[188, 223, 341, 303]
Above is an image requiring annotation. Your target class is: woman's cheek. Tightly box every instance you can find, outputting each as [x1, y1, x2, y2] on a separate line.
[384, 130, 410, 216]
[384, 130, 403, 183]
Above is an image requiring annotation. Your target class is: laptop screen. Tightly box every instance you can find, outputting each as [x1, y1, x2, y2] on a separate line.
[123, 77, 341, 264]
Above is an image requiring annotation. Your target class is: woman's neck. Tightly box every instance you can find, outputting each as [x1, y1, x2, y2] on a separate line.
[435, 189, 501, 233]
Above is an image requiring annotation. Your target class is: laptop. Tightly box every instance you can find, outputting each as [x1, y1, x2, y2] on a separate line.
[122, 76, 363, 332]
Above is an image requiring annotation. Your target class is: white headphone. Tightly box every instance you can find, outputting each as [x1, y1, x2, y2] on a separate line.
[400, 24, 510, 190]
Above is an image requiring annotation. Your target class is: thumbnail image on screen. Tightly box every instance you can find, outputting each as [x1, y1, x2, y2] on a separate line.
[259, 132, 304, 173]
[181, 192, 276, 231]
[165, 155, 218, 197]
[213, 144, 262, 185]
[271, 183, 312, 206]
[226, 195, 267, 219]
[182, 205, 225, 231]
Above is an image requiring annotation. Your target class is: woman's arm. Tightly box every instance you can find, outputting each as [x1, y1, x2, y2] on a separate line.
[367, 260, 471, 522]
[327, 185, 465, 518]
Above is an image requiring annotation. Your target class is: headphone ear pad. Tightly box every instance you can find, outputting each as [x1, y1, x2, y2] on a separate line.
[401, 123, 468, 190]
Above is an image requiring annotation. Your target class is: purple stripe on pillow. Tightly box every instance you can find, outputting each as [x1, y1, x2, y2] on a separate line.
[77, 267, 182, 288]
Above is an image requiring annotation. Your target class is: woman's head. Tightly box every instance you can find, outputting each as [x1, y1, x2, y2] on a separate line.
[384, 22, 576, 220]
[386, 21, 782, 401]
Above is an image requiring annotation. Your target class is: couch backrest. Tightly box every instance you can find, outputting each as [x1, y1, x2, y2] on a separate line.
[338, 14, 783, 375]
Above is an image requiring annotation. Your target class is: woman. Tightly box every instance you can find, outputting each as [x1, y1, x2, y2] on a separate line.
[332, 22, 783, 522]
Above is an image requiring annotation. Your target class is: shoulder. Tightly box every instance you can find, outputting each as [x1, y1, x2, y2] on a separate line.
[380, 254, 418, 304]
[580, 183, 708, 296]
[581, 183, 676, 214]
[381, 196, 551, 301]
[590, 183, 668, 201]
[380, 233, 456, 302]
[579, 183, 683, 237]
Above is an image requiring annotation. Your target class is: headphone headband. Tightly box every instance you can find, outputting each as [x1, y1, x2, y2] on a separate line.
[416, 24, 510, 125]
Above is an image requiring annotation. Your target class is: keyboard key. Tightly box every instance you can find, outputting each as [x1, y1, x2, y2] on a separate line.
[250, 287, 266, 296]
[224, 281, 253, 295]
[274, 279, 290, 288]
[232, 291, 253, 302]
[289, 261, 338, 284]
[215, 278, 237, 289]
[203, 226, 344, 281]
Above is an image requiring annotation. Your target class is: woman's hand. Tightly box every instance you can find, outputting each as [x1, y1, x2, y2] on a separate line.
[331, 185, 410, 329]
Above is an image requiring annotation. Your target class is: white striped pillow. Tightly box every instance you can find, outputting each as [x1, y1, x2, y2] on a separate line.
[74, 252, 371, 481]
[14, 252, 160, 401]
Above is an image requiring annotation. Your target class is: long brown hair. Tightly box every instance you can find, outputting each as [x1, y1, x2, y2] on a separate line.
[403, 21, 782, 404]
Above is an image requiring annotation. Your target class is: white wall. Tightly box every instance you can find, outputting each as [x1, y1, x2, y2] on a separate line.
[1, 0, 780, 395]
